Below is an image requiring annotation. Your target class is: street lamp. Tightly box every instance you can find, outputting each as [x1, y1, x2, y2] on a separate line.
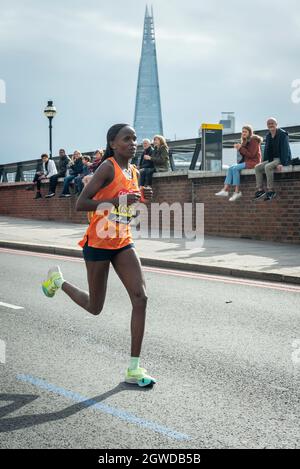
[44, 100, 57, 159]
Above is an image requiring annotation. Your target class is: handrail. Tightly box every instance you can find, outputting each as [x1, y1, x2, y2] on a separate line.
[1, 125, 300, 181]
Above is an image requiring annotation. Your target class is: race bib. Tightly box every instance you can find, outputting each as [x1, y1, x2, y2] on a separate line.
[108, 190, 140, 225]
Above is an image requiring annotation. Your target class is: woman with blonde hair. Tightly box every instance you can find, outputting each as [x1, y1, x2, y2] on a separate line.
[145, 134, 170, 172]
[215, 125, 262, 201]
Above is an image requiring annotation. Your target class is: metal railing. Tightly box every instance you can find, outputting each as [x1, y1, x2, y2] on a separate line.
[1, 126, 300, 182]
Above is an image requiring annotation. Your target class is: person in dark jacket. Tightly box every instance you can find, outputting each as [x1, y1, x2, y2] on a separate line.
[139, 139, 155, 185]
[150, 135, 170, 172]
[74, 155, 91, 195]
[89, 149, 104, 173]
[254, 118, 292, 201]
[46, 149, 71, 198]
[215, 125, 262, 201]
[82, 149, 104, 188]
[59, 150, 83, 197]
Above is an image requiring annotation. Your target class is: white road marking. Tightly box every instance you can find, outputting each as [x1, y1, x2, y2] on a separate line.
[0, 301, 24, 310]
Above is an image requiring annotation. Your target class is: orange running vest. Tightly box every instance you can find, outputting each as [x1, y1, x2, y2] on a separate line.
[78, 157, 140, 250]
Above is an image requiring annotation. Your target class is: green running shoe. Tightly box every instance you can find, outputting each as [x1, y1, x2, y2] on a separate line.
[42, 266, 64, 298]
[125, 367, 156, 387]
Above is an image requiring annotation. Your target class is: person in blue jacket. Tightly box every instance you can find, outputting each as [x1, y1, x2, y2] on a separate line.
[59, 150, 83, 198]
[254, 118, 291, 201]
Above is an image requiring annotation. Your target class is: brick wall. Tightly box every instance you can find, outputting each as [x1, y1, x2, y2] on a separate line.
[0, 169, 299, 243]
[0, 181, 87, 224]
[190, 172, 300, 243]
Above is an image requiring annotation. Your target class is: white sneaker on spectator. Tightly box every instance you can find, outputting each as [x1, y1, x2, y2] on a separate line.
[229, 192, 242, 202]
[215, 190, 229, 197]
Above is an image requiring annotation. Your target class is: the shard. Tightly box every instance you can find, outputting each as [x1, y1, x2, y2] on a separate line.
[133, 6, 164, 142]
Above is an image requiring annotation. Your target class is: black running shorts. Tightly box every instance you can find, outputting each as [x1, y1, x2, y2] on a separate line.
[83, 242, 135, 262]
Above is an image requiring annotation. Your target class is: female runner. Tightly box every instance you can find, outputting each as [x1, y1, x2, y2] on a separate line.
[42, 124, 156, 387]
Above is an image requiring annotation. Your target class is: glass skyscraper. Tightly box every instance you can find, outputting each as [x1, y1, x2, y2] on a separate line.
[133, 6, 163, 143]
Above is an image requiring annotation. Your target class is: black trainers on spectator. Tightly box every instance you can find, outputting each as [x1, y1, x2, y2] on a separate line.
[45, 193, 55, 198]
[264, 191, 277, 201]
[34, 192, 42, 199]
[59, 194, 71, 198]
[254, 190, 265, 200]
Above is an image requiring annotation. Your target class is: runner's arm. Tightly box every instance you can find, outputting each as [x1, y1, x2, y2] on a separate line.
[76, 161, 118, 212]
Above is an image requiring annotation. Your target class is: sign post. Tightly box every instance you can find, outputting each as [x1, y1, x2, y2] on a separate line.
[201, 123, 223, 171]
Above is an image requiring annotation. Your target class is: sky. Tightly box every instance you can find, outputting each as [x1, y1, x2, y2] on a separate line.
[1, 0, 300, 164]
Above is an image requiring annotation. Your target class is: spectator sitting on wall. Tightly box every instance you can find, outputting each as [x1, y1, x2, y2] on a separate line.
[59, 150, 83, 198]
[254, 117, 292, 201]
[90, 149, 104, 173]
[139, 139, 155, 186]
[215, 125, 262, 201]
[74, 155, 91, 195]
[30, 153, 57, 199]
[45, 148, 71, 198]
[149, 135, 170, 173]
[82, 149, 104, 187]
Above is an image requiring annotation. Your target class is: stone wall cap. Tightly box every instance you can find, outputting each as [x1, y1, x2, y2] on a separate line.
[153, 170, 189, 178]
[1, 166, 300, 186]
[0, 178, 65, 187]
[188, 165, 300, 179]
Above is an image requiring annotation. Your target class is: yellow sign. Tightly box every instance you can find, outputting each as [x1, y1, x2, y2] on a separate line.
[201, 123, 224, 130]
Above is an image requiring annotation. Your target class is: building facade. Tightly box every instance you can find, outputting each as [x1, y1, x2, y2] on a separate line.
[133, 6, 163, 143]
[219, 112, 236, 135]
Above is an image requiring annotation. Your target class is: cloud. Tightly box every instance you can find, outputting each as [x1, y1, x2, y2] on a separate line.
[0, 0, 300, 163]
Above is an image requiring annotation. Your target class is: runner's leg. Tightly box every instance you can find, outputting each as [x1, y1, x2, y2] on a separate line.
[62, 260, 110, 315]
[111, 247, 147, 357]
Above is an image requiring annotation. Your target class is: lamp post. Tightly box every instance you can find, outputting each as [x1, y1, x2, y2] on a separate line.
[44, 100, 57, 159]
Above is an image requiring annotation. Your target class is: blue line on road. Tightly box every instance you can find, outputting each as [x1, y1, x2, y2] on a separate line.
[16, 374, 191, 442]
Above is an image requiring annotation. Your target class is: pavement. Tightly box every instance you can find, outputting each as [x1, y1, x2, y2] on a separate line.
[0, 216, 300, 284]
[1, 250, 300, 448]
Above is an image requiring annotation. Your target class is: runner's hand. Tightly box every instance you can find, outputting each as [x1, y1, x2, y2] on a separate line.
[125, 193, 141, 205]
[142, 186, 153, 201]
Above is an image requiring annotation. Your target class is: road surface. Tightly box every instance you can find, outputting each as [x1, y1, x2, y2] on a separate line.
[0, 247, 300, 449]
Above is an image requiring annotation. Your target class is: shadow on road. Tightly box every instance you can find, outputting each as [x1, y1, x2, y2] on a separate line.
[0, 382, 152, 433]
